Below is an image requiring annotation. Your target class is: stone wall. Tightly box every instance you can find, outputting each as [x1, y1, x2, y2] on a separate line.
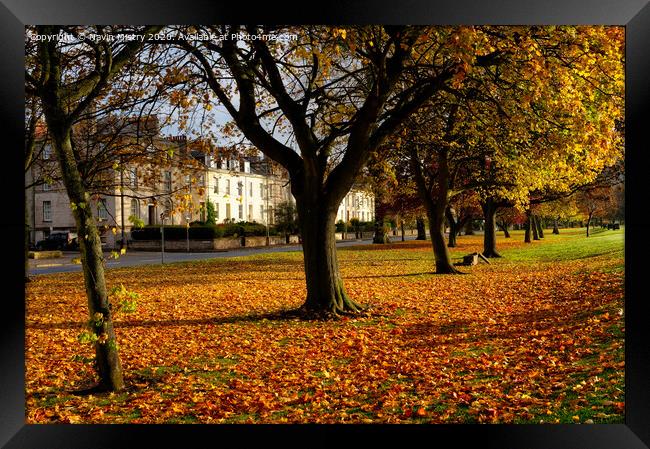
[129, 235, 300, 252]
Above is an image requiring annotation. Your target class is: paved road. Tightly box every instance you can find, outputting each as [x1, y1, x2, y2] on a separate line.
[29, 235, 420, 276]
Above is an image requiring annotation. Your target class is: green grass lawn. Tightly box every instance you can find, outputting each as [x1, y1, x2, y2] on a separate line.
[497, 227, 624, 264]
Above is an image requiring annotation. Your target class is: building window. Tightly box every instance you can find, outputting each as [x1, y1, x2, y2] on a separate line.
[215, 203, 219, 220]
[42, 182, 52, 191]
[198, 174, 205, 187]
[42, 145, 52, 160]
[249, 182, 253, 197]
[130, 199, 140, 219]
[97, 198, 108, 220]
[268, 206, 274, 224]
[213, 177, 219, 194]
[269, 184, 274, 198]
[185, 174, 191, 186]
[260, 183, 264, 198]
[163, 171, 172, 192]
[238, 204, 243, 219]
[43, 201, 52, 222]
[248, 204, 253, 220]
[260, 205, 265, 220]
[237, 181, 243, 196]
[127, 168, 138, 188]
[226, 203, 231, 219]
[225, 179, 231, 195]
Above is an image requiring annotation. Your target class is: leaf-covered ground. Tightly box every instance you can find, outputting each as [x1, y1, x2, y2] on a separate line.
[25, 227, 625, 424]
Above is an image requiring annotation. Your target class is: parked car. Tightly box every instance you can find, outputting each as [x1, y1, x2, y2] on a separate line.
[35, 232, 79, 251]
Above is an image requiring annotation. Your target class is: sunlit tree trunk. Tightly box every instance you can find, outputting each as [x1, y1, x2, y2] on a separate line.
[30, 24, 159, 391]
[49, 128, 124, 391]
[553, 217, 560, 234]
[296, 196, 363, 315]
[524, 210, 532, 243]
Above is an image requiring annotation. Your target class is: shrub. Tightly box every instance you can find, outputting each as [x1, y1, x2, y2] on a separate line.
[335, 220, 349, 232]
[131, 225, 223, 240]
[218, 221, 278, 237]
[131, 222, 279, 240]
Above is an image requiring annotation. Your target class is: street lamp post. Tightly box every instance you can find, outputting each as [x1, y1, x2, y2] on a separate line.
[265, 162, 270, 246]
[160, 212, 166, 264]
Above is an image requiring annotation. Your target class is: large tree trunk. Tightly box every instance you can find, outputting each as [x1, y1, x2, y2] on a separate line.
[553, 217, 560, 234]
[296, 198, 364, 316]
[531, 215, 540, 240]
[447, 224, 457, 247]
[50, 129, 125, 392]
[445, 207, 458, 248]
[536, 215, 544, 238]
[497, 220, 511, 238]
[481, 198, 502, 258]
[416, 217, 426, 240]
[427, 204, 460, 274]
[411, 146, 460, 274]
[524, 211, 532, 243]
[586, 212, 593, 237]
[400, 220, 405, 242]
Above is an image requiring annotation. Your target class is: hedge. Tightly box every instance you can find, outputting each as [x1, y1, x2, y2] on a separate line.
[131, 223, 278, 240]
[335, 220, 374, 233]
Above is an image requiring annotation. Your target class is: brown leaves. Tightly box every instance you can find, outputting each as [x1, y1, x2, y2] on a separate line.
[25, 231, 624, 424]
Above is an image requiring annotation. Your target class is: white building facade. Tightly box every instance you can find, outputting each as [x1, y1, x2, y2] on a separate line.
[203, 157, 291, 226]
[336, 189, 375, 223]
[28, 152, 375, 249]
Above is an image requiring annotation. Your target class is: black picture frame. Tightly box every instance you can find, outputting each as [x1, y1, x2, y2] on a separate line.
[2, 1, 648, 447]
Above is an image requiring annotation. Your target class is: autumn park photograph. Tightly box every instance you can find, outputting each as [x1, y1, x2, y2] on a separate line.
[21, 23, 629, 429]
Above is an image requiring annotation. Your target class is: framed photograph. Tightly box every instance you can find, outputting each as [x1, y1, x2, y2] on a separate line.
[2, 0, 648, 447]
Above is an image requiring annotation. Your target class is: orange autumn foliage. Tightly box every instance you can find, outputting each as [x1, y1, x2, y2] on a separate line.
[25, 231, 624, 424]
